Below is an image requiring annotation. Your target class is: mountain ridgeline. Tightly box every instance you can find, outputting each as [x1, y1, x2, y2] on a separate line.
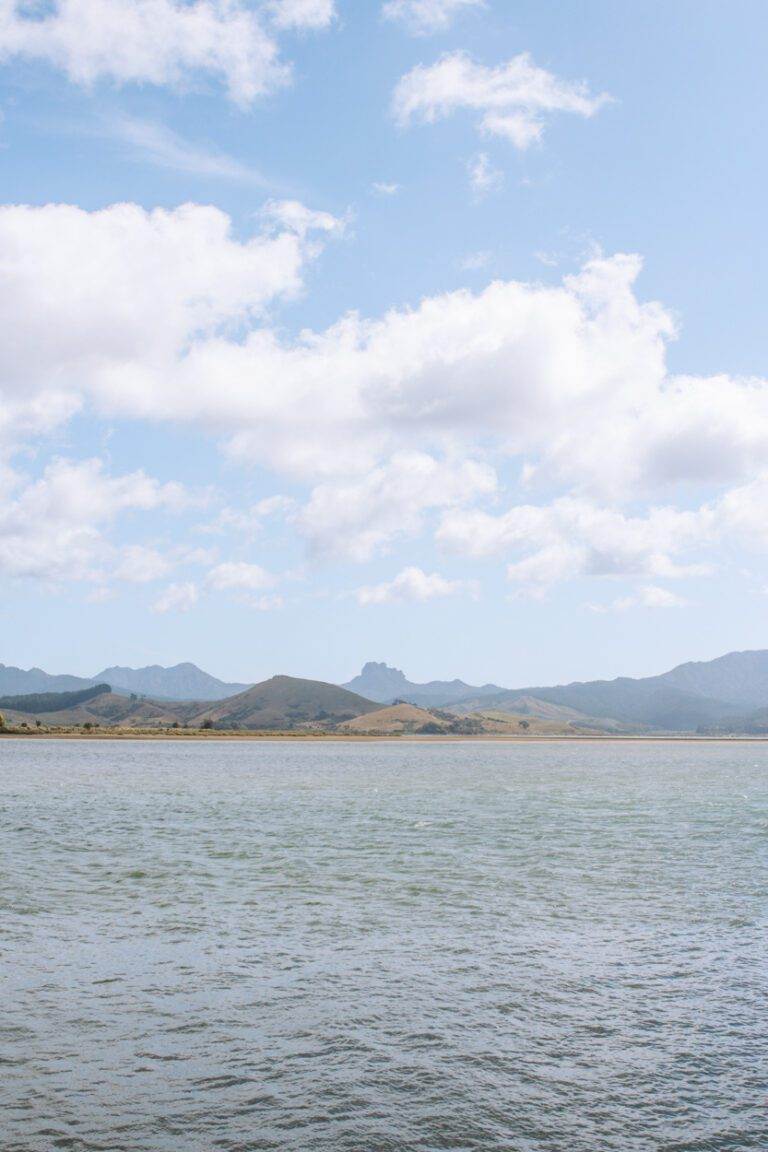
[3, 650, 768, 733]
[341, 661, 505, 706]
[0, 662, 251, 701]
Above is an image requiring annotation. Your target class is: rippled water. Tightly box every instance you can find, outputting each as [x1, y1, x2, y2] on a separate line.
[1, 739, 766, 1151]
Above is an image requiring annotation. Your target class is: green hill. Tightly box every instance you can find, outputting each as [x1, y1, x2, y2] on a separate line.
[194, 675, 379, 730]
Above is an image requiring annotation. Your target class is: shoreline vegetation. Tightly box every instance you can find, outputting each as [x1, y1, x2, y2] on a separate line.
[2, 726, 768, 743]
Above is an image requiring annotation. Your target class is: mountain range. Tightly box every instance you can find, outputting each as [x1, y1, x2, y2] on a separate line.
[3, 649, 768, 733]
[341, 661, 505, 706]
[0, 662, 251, 701]
[343, 652, 768, 732]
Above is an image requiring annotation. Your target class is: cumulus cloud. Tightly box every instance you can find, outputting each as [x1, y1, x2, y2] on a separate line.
[209, 494, 295, 536]
[265, 0, 336, 30]
[0, 458, 193, 583]
[4, 223, 768, 514]
[4, 209, 768, 594]
[152, 581, 199, 613]
[437, 498, 712, 593]
[382, 0, 484, 36]
[297, 451, 497, 561]
[589, 585, 690, 613]
[0, 0, 334, 104]
[206, 560, 275, 592]
[355, 565, 475, 605]
[393, 50, 610, 147]
[114, 544, 173, 583]
[0, 198, 340, 449]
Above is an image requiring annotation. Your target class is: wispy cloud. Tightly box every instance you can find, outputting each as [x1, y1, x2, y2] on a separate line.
[467, 152, 502, 198]
[459, 250, 491, 271]
[588, 586, 690, 614]
[106, 115, 269, 186]
[372, 181, 401, 196]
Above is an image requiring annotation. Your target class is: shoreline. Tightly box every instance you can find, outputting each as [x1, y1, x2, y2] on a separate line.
[2, 731, 767, 744]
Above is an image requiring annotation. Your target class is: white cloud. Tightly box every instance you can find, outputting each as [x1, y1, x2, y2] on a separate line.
[5, 211, 768, 592]
[210, 494, 295, 536]
[589, 585, 690, 613]
[393, 50, 610, 147]
[106, 115, 268, 184]
[382, 0, 484, 36]
[0, 0, 335, 104]
[0, 198, 340, 450]
[260, 197, 344, 239]
[466, 151, 502, 197]
[152, 581, 199, 613]
[355, 565, 475, 605]
[437, 497, 712, 594]
[0, 457, 192, 583]
[372, 181, 401, 196]
[459, 249, 491, 271]
[5, 224, 768, 516]
[114, 544, 172, 583]
[265, 0, 336, 30]
[297, 451, 497, 561]
[206, 560, 275, 592]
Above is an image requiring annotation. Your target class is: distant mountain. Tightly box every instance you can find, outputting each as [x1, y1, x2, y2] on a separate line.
[91, 663, 252, 701]
[0, 664, 93, 696]
[474, 681, 742, 732]
[653, 650, 768, 708]
[196, 675, 380, 730]
[341, 662, 505, 706]
[467, 649, 768, 732]
[0, 660, 251, 701]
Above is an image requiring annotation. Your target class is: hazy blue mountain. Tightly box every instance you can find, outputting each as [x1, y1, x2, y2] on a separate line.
[474, 680, 742, 732]
[341, 662, 505, 706]
[93, 663, 252, 701]
[653, 649, 768, 707]
[0, 660, 252, 701]
[0, 664, 93, 696]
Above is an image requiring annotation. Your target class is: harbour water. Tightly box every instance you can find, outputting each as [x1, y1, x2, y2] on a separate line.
[1, 739, 766, 1150]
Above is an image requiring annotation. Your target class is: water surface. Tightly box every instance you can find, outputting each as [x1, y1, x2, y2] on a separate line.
[1, 739, 766, 1151]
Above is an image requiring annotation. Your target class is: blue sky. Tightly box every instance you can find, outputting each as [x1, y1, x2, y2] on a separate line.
[1, 0, 767, 688]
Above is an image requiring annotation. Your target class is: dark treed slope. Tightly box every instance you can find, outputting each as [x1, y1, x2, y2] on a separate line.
[0, 683, 111, 714]
[342, 662, 504, 706]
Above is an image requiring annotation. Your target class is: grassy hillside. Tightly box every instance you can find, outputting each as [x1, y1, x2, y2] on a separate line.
[194, 676, 379, 730]
[339, 703, 450, 734]
[3, 692, 191, 728]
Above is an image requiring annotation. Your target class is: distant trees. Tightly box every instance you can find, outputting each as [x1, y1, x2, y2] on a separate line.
[0, 683, 110, 714]
[201, 718, 214, 730]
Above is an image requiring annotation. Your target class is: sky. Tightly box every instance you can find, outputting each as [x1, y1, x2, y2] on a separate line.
[1, 0, 768, 688]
